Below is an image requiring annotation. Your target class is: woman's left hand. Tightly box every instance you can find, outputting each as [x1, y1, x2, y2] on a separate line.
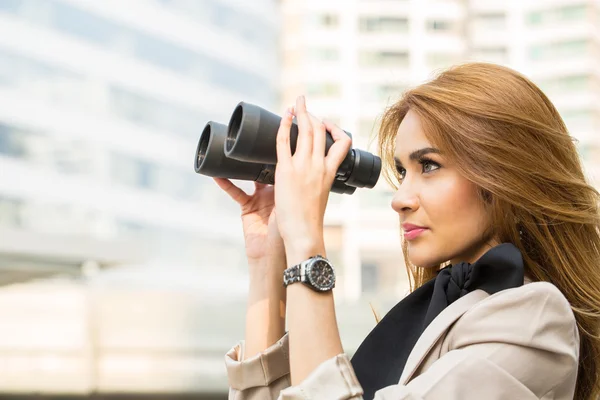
[274, 95, 352, 261]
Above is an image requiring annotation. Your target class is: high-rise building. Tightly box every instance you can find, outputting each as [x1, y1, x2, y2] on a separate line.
[0, 0, 280, 279]
[280, 0, 600, 304]
[0, 0, 281, 395]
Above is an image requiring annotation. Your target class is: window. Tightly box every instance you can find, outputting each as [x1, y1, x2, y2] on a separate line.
[306, 83, 341, 97]
[359, 51, 409, 67]
[0, 124, 27, 158]
[109, 152, 202, 199]
[0, 123, 93, 175]
[305, 13, 339, 29]
[109, 87, 209, 138]
[0, 49, 211, 139]
[359, 17, 409, 33]
[529, 39, 590, 61]
[306, 47, 340, 62]
[427, 19, 459, 34]
[360, 84, 405, 103]
[1, 0, 273, 98]
[427, 52, 462, 68]
[110, 153, 155, 190]
[537, 75, 591, 94]
[527, 4, 588, 26]
[0, 197, 23, 229]
[473, 13, 506, 30]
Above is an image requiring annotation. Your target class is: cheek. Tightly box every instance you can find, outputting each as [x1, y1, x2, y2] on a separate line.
[424, 176, 484, 230]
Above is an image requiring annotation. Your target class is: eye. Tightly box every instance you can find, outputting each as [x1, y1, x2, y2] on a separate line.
[395, 157, 440, 182]
[395, 163, 406, 180]
[422, 159, 440, 173]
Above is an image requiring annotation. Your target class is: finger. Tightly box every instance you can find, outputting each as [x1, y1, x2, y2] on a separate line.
[213, 177, 251, 206]
[276, 106, 294, 163]
[294, 95, 313, 158]
[323, 121, 353, 174]
[309, 112, 327, 160]
[254, 181, 268, 191]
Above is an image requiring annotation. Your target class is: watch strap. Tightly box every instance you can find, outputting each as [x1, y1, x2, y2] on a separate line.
[283, 264, 302, 286]
[283, 255, 329, 288]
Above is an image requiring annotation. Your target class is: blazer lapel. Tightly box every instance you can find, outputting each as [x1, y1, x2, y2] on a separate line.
[399, 289, 489, 384]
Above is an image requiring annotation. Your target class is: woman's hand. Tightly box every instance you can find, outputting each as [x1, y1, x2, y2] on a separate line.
[214, 178, 287, 359]
[274, 96, 352, 262]
[213, 178, 284, 268]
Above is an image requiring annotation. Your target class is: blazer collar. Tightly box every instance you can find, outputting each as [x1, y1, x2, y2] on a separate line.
[399, 289, 489, 384]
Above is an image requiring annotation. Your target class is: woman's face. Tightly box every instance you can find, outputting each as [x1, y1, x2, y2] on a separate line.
[391, 110, 499, 268]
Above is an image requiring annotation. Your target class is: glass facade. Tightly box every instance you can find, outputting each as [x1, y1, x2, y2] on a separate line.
[529, 39, 591, 61]
[359, 17, 409, 33]
[0, 0, 274, 102]
[359, 50, 409, 67]
[527, 4, 588, 26]
[0, 0, 279, 248]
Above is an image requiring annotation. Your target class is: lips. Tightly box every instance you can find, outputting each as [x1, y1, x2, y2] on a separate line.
[401, 223, 429, 241]
[403, 227, 428, 240]
[402, 223, 428, 232]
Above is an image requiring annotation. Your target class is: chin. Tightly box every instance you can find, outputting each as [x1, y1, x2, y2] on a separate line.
[406, 244, 444, 269]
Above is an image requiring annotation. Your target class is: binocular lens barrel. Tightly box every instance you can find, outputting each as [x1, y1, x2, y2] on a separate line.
[195, 121, 356, 195]
[195, 122, 266, 182]
[224, 102, 380, 189]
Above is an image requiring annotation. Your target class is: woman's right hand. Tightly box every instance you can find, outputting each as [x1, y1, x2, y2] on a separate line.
[213, 178, 285, 269]
[214, 178, 287, 359]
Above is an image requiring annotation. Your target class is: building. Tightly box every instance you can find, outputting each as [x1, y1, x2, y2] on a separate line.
[0, 0, 280, 396]
[0, 0, 280, 276]
[279, 0, 600, 305]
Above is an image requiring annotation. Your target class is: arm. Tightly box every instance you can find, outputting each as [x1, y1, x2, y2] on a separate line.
[286, 242, 344, 385]
[244, 252, 287, 360]
[214, 178, 292, 398]
[225, 251, 292, 399]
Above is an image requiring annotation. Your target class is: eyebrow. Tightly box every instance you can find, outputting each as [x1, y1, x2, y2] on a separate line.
[394, 147, 441, 165]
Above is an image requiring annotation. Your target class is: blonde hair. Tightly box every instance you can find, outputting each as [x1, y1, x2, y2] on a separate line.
[375, 62, 600, 399]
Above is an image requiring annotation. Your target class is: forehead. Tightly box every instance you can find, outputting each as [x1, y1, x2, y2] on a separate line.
[395, 110, 432, 157]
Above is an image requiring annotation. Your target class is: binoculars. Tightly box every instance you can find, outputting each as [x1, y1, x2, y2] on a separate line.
[194, 102, 382, 195]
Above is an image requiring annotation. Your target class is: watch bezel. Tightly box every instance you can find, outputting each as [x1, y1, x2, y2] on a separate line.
[305, 256, 336, 292]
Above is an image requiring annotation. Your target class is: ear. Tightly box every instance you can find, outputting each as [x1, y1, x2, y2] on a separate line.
[481, 189, 493, 203]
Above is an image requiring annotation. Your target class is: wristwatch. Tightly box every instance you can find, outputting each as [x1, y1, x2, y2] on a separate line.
[283, 255, 336, 292]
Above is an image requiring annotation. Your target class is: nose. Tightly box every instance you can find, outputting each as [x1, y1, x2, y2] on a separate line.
[391, 185, 420, 214]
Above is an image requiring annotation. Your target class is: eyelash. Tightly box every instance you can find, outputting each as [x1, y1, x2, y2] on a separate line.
[395, 157, 441, 181]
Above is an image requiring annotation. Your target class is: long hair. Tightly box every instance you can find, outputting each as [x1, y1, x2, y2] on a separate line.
[375, 62, 600, 399]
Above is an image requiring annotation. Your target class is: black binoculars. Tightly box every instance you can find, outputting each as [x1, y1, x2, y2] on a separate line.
[194, 102, 381, 195]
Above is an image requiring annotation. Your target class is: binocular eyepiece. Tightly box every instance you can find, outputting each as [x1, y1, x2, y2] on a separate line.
[195, 102, 381, 195]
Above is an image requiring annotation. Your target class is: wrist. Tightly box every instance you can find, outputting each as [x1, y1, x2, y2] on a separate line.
[248, 259, 284, 279]
[285, 240, 326, 267]
[248, 269, 286, 302]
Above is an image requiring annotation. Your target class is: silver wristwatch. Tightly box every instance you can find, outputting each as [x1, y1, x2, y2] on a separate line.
[283, 254, 336, 292]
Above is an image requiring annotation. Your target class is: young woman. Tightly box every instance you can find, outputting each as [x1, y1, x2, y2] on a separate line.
[215, 63, 600, 399]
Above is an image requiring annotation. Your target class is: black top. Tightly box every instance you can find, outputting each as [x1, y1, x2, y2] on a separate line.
[350, 242, 525, 400]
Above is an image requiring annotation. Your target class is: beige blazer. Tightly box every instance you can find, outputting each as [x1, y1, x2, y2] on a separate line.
[225, 280, 579, 399]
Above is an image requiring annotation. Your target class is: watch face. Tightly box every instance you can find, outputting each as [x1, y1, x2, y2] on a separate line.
[307, 259, 335, 291]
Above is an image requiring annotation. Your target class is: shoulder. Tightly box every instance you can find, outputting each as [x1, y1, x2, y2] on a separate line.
[438, 282, 580, 398]
[471, 281, 575, 322]
[451, 282, 579, 355]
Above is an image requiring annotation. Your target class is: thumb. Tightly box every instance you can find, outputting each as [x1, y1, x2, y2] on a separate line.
[323, 121, 352, 174]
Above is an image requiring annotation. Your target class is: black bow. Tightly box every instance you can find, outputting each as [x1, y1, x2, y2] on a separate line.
[351, 243, 524, 399]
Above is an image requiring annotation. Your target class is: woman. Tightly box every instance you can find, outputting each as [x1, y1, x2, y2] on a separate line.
[214, 63, 600, 399]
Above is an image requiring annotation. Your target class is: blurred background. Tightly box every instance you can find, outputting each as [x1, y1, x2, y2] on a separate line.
[0, 0, 598, 398]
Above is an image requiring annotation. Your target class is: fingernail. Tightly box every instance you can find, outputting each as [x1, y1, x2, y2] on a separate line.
[297, 95, 305, 104]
